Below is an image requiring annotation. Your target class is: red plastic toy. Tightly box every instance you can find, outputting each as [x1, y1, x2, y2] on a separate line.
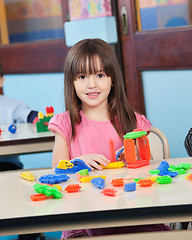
[65, 184, 81, 193]
[101, 188, 117, 197]
[111, 178, 124, 187]
[109, 139, 116, 162]
[137, 179, 154, 187]
[124, 129, 151, 168]
[46, 106, 54, 114]
[30, 193, 50, 201]
[0, 128, 3, 135]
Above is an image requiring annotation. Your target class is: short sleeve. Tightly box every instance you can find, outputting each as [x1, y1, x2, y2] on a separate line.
[135, 112, 151, 132]
[48, 112, 72, 141]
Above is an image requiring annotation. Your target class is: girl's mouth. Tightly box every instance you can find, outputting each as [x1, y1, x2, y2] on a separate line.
[86, 92, 100, 96]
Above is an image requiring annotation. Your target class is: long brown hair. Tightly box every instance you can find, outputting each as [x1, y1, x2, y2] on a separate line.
[64, 38, 136, 139]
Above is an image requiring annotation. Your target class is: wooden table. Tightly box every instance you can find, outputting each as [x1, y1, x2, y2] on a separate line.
[0, 123, 54, 156]
[0, 157, 192, 239]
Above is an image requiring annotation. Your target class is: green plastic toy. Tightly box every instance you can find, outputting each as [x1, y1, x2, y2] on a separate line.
[123, 130, 147, 139]
[33, 183, 63, 199]
[155, 176, 173, 184]
[149, 170, 160, 175]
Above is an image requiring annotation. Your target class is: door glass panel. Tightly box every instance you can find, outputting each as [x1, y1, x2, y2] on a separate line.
[138, 0, 191, 30]
[5, 0, 64, 44]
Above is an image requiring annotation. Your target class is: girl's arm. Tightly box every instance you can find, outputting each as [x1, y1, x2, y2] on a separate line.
[52, 133, 110, 170]
[52, 132, 70, 168]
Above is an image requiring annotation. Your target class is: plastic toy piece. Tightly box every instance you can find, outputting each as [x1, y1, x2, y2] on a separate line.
[185, 173, 192, 181]
[76, 169, 90, 181]
[46, 106, 54, 117]
[91, 177, 105, 189]
[133, 178, 144, 183]
[33, 183, 63, 199]
[76, 173, 89, 181]
[156, 161, 169, 174]
[149, 170, 160, 175]
[123, 129, 150, 169]
[155, 176, 173, 184]
[175, 169, 186, 175]
[124, 177, 134, 183]
[158, 171, 178, 178]
[36, 106, 54, 133]
[176, 163, 192, 170]
[137, 179, 154, 187]
[124, 182, 136, 192]
[57, 160, 74, 169]
[80, 175, 106, 183]
[55, 159, 92, 174]
[100, 161, 125, 169]
[109, 139, 116, 162]
[147, 176, 158, 182]
[20, 172, 35, 181]
[0, 128, 3, 135]
[168, 166, 176, 171]
[65, 184, 81, 193]
[8, 124, 17, 134]
[101, 188, 117, 197]
[78, 169, 90, 176]
[39, 174, 70, 184]
[52, 184, 62, 191]
[124, 130, 147, 139]
[111, 178, 124, 187]
[30, 193, 50, 201]
[116, 148, 124, 161]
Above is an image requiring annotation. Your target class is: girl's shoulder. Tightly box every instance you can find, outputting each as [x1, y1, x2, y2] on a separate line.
[50, 111, 70, 123]
[48, 111, 72, 139]
[134, 112, 151, 132]
[48, 111, 71, 130]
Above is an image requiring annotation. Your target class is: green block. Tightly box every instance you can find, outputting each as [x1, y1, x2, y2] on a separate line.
[149, 169, 160, 175]
[155, 176, 173, 184]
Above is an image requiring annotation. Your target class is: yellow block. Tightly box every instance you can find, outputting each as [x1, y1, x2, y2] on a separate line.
[101, 161, 125, 169]
[20, 172, 35, 181]
[38, 112, 44, 119]
[57, 159, 74, 169]
[52, 184, 62, 191]
[80, 175, 106, 183]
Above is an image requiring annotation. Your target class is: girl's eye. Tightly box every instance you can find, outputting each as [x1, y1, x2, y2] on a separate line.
[78, 75, 86, 79]
[97, 73, 105, 78]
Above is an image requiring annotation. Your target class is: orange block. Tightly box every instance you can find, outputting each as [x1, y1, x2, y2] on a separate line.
[124, 138, 136, 164]
[109, 139, 116, 162]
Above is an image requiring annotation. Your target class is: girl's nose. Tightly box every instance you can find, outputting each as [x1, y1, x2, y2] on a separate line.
[88, 75, 97, 88]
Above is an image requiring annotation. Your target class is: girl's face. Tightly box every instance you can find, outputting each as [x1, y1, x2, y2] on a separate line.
[74, 56, 112, 111]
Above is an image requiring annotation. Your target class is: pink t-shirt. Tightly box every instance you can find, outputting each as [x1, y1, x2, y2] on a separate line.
[48, 110, 151, 160]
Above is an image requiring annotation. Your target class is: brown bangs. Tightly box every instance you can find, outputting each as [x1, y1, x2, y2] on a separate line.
[71, 50, 112, 79]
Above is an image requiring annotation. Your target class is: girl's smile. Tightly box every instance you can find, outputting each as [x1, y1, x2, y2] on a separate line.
[86, 91, 101, 98]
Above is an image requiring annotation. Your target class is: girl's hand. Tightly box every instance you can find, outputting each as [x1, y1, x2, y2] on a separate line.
[77, 154, 110, 171]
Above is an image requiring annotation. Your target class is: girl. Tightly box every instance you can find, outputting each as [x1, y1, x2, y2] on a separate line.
[48, 39, 170, 238]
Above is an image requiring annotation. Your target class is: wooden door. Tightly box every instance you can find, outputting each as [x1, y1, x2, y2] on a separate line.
[116, 0, 192, 114]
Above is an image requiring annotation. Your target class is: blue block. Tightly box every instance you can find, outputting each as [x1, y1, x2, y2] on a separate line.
[157, 160, 169, 174]
[159, 171, 178, 178]
[64, 17, 118, 47]
[91, 177, 105, 189]
[124, 182, 136, 192]
[39, 174, 70, 184]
